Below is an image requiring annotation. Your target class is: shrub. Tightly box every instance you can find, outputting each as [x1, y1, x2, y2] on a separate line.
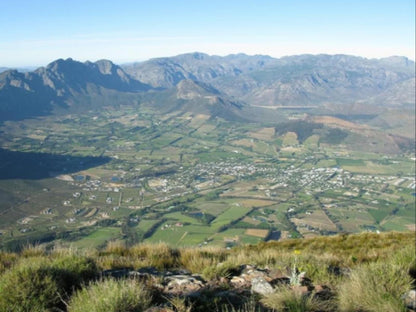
[49, 254, 99, 294]
[67, 279, 152, 312]
[202, 261, 240, 280]
[0, 254, 99, 312]
[0, 251, 17, 275]
[0, 257, 60, 312]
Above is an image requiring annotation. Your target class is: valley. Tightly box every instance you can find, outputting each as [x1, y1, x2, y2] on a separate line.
[0, 103, 414, 250]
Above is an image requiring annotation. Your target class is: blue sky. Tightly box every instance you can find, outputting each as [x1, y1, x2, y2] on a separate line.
[0, 0, 414, 66]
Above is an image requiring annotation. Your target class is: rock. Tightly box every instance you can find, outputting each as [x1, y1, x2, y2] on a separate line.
[270, 277, 290, 287]
[169, 269, 192, 275]
[145, 307, 174, 312]
[164, 275, 206, 295]
[251, 277, 274, 295]
[230, 276, 249, 288]
[403, 290, 416, 310]
[101, 268, 132, 278]
[137, 266, 160, 275]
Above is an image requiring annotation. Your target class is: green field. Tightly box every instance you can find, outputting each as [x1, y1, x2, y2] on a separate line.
[0, 106, 414, 250]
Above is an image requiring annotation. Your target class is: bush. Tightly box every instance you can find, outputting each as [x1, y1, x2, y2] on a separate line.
[68, 279, 152, 312]
[49, 254, 99, 294]
[0, 258, 60, 311]
[0, 255, 98, 311]
[0, 251, 17, 275]
[202, 262, 240, 280]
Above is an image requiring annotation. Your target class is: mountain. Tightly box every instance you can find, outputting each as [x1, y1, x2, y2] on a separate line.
[123, 53, 415, 109]
[122, 52, 276, 89]
[0, 53, 414, 122]
[0, 58, 150, 121]
[139, 79, 247, 121]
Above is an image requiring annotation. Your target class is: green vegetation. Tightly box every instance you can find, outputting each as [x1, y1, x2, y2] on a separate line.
[0, 104, 414, 251]
[0, 232, 413, 311]
[0, 252, 98, 311]
[68, 279, 152, 312]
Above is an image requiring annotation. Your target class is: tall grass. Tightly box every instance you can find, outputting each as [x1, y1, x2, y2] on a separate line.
[96, 242, 179, 270]
[68, 278, 152, 312]
[0, 251, 17, 275]
[0, 231, 413, 311]
[338, 246, 415, 312]
[262, 286, 334, 312]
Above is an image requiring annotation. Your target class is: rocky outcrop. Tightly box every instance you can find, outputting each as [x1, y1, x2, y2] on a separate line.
[100, 264, 329, 299]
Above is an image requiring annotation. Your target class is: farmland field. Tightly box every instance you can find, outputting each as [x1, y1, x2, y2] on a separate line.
[0, 105, 414, 250]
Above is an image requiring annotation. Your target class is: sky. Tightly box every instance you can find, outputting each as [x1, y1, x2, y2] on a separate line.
[0, 0, 414, 67]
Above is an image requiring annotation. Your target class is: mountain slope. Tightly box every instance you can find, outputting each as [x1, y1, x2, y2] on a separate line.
[122, 52, 276, 88]
[123, 53, 415, 108]
[139, 79, 247, 121]
[1, 53, 414, 123]
[0, 59, 150, 121]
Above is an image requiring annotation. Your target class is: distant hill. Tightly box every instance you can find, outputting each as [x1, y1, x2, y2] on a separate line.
[0, 53, 414, 122]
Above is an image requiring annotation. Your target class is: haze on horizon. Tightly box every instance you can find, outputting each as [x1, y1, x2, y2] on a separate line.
[0, 0, 414, 67]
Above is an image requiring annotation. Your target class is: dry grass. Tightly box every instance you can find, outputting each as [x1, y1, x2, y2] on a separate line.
[179, 246, 227, 273]
[97, 242, 178, 270]
[338, 258, 413, 311]
[247, 231, 415, 266]
[0, 231, 413, 311]
[262, 286, 334, 312]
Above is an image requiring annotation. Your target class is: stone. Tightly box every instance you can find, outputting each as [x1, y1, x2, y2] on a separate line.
[230, 276, 249, 287]
[145, 307, 174, 312]
[251, 277, 274, 295]
[164, 274, 206, 295]
[101, 268, 131, 278]
[137, 266, 160, 275]
[403, 290, 416, 310]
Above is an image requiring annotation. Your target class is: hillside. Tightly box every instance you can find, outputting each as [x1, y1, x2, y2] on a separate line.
[122, 53, 415, 109]
[0, 232, 414, 311]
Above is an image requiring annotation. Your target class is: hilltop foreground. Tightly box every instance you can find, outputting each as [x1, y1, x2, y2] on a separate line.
[0, 231, 415, 312]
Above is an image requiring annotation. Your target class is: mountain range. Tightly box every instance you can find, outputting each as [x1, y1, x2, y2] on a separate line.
[0, 52, 414, 122]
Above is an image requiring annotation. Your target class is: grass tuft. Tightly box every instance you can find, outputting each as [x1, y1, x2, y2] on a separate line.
[262, 286, 334, 312]
[68, 278, 152, 312]
[338, 248, 414, 312]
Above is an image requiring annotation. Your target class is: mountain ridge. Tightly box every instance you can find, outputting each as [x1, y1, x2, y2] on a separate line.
[0, 52, 414, 122]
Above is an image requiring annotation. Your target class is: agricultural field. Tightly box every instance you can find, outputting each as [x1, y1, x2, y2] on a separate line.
[0, 106, 414, 250]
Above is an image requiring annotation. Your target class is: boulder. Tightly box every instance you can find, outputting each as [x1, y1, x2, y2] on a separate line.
[403, 290, 416, 310]
[164, 275, 206, 295]
[101, 268, 131, 278]
[251, 277, 274, 295]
